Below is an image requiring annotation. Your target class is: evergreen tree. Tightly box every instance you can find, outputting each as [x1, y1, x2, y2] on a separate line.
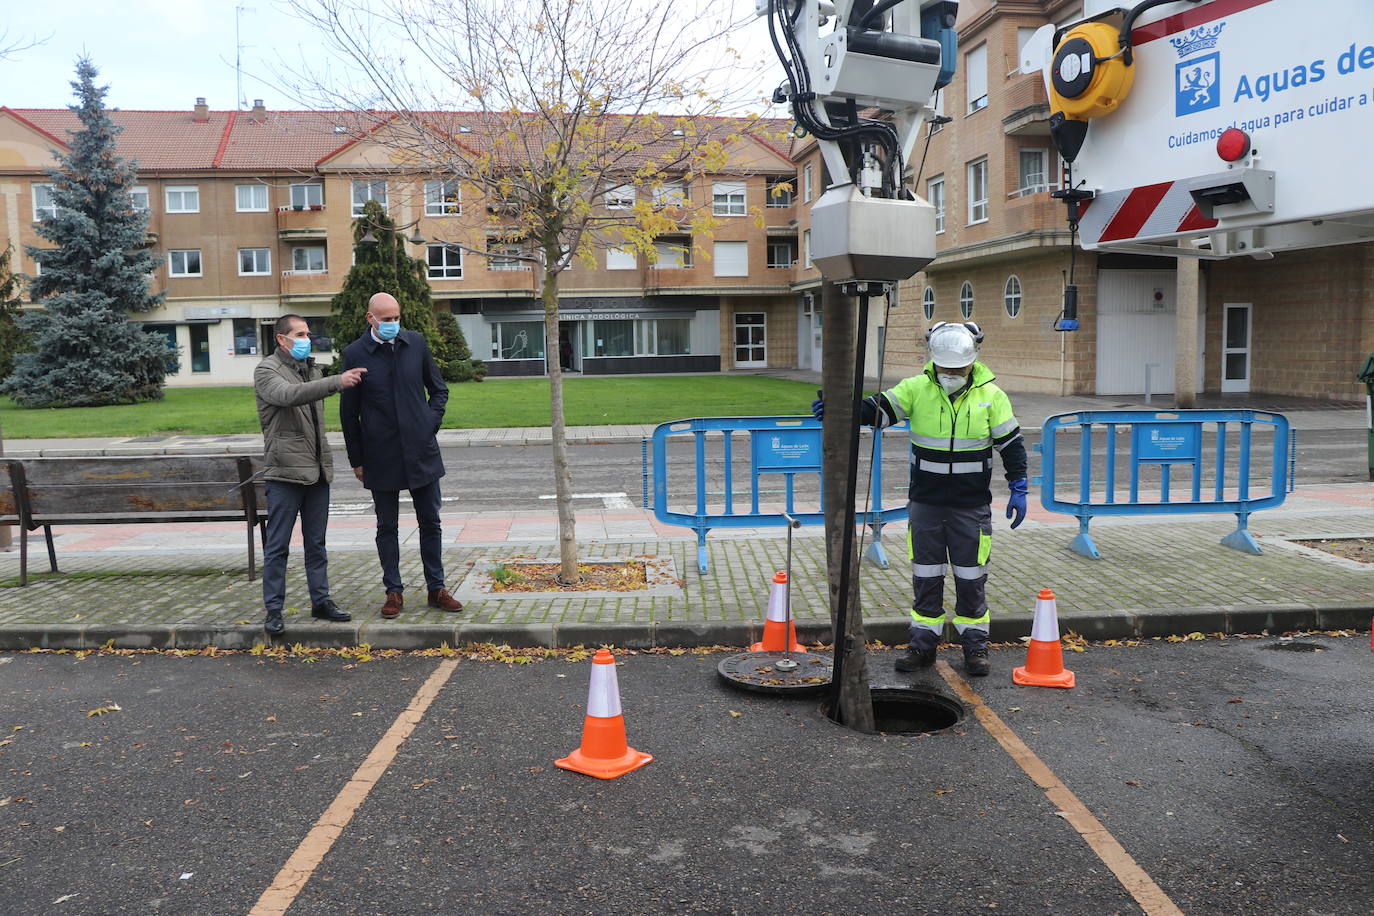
[328, 199, 443, 357]
[0, 245, 28, 381]
[2, 58, 170, 407]
[433, 311, 486, 382]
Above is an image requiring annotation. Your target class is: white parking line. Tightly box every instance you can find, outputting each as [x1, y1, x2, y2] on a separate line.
[538, 492, 634, 509]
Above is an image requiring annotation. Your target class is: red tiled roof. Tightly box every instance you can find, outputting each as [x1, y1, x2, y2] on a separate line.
[7, 108, 797, 173]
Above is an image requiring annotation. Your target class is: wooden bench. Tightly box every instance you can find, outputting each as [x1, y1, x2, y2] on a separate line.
[0, 455, 268, 586]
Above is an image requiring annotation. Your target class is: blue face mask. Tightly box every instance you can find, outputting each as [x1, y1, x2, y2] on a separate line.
[376, 320, 400, 341]
[288, 337, 312, 360]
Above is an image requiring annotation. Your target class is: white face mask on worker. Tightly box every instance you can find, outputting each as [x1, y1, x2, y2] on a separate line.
[937, 373, 966, 394]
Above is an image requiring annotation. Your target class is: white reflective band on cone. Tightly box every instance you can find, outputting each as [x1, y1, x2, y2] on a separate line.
[1030, 596, 1060, 643]
[586, 661, 623, 718]
[766, 579, 789, 622]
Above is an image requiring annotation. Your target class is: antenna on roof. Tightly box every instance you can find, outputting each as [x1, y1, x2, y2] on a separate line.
[236, 2, 256, 110]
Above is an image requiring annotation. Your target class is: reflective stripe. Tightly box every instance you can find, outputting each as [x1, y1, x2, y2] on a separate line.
[883, 394, 907, 423]
[586, 663, 623, 718]
[953, 613, 990, 633]
[910, 611, 945, 630]
[990, 417, 1019, 438]
[911, 434, 991, 450]
[912, 563, 947, 578]
[994, 432, 1023, 452]
[951, 563, 986, 580]
[917, 458, 989, 475]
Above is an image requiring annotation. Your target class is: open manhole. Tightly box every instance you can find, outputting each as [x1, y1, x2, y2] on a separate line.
[822, 687, 965, 735]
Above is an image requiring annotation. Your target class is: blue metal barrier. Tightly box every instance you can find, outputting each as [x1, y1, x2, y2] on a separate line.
[643, 416, 909, 573]
[1034, 410, 1296, 558]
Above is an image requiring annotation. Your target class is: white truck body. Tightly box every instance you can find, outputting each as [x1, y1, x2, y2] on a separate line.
[1027, 0, 1374, 258]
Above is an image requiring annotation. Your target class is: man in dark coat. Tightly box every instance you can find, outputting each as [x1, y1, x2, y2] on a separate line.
[339, 292, 463, 618]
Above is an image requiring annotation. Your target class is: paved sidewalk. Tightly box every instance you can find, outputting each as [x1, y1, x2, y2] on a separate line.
[1, 481, 1370, 650]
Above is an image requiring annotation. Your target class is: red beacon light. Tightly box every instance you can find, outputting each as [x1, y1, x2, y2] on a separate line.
[1217, 128, 1250, 162]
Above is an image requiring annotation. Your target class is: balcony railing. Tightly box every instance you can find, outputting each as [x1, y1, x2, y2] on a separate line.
[1002, 71, 1051, 135]
[277, 205, 328, 239]
[280, 269, 332, 297]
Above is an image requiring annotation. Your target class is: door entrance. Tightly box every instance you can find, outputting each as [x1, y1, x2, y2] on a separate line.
[734, 312, 766, 368]
[1221, 303, 1252, 393]
[558, 321, 580, 372]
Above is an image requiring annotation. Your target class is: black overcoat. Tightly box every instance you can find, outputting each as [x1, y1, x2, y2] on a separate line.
[339, 330, 448, 492]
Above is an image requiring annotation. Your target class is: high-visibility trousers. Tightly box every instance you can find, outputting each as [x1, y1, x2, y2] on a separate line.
[905, 501, 992, 651]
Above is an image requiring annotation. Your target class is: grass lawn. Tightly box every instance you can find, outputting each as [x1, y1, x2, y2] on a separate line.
[0, 375, 821, 439]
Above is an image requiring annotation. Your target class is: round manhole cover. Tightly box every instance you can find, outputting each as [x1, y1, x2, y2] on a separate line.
[822, 687, 965, 735]
[717, 651, 833, 696]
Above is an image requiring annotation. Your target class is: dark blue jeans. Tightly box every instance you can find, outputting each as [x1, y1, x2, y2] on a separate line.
[371, 479, 445, 593]
[263, 478, 331, 612]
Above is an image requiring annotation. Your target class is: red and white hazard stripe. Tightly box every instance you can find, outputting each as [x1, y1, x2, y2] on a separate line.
[1077, 180, 1218, 247]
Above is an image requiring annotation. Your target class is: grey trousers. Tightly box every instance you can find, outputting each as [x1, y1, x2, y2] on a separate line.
[263, 478, 331, 612]
[906, 501, 992, 652]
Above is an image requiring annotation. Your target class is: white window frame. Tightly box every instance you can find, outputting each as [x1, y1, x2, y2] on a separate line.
[605, 184, 636, 211]
[652, 238, 692, 269]
[965, 43, 988, 113]
[487, 242, 529, 271]
[766, 238, 796, 269]
[922, 286, 936, 321]
[1017, 148, 1050, 196]
[959, 281, 974, 319]
[426, 244, 463, 279]
[967, 158, 988, 224]
[651, 181, 689, 208]
[289, 183, 323, 209]
[803, 229, 812, 268]
[713, 240, 748, 277]
[31, 184, 59, 221]
[291, 246, 327, 273]
[927, 176, 945, 234]
[424, 179, 462, 216]
[235, 183, 269, 212]
[606, 245, 637, 270]
[238, 248, 271, 276]
[351, 179, 388, 216]
[803, 164, 814, 202]
[165, 185, 200, 214]
[168, 249, 203, 278]
[765, 177, 794, 208]
[1004, 275, 1023, 318]
[712, 181, 746, 217]
[129, 185, 150, 212]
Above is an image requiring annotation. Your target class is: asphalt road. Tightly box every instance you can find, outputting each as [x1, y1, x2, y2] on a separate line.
[325, 428, 1372, 514]
[1, 635, 1370, 914]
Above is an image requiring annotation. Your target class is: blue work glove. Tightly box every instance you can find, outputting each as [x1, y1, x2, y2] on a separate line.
[1006, 478, 1029, 529]
[811, 390, 824, 421]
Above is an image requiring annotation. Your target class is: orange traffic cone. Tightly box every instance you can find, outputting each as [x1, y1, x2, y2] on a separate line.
[555, 649, 653, 779]
[1012, 588, 1076, 688]
[749, 571, 807, 653]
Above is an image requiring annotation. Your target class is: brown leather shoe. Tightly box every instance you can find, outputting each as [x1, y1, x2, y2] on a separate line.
[380, 591, 403, 619]
[427, 588, 463, 612]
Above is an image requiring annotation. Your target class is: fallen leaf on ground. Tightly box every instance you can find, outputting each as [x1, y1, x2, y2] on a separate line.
[86, 704, 122, 718]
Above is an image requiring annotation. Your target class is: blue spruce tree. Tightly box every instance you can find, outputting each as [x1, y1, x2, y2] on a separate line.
[3, 58, 170, 407]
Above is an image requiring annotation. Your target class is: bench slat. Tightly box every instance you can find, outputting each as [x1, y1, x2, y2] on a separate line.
[15, 455, 262, 487]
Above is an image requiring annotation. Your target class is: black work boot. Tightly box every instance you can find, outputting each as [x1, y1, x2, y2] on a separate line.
[894, 646, 937, 672]
[264, 609, 285, 635]
[963, 648, 990, 677]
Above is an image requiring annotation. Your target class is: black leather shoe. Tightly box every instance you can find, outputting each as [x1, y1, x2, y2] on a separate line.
[264, 609, 285, 635]
[964, 648, 990, 677]
[311, 599, 352, 622]
[894, 647, 936, 672]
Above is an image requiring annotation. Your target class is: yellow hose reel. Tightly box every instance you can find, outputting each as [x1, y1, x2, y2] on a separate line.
[1048, 20, 1136, 162]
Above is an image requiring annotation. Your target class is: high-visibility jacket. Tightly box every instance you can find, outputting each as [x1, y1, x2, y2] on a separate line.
[862, 361, 1027, 508]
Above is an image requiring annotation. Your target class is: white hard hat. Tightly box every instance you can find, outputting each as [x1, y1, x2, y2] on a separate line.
[926, 321, 982, 368]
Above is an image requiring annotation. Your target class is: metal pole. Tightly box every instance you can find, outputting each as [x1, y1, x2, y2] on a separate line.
[827, 288, 869, 724]
[775, 511, 801, 673]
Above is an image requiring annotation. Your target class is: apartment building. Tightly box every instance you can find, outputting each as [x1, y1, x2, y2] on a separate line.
[0, 101, 827, 386]
[896, 0, 1374, 401]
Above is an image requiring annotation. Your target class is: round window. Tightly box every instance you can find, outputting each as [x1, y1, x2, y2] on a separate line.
[1004, 275, 1022, 318]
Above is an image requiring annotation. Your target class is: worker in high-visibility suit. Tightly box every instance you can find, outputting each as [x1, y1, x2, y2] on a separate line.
[812, 322, 1028, 676]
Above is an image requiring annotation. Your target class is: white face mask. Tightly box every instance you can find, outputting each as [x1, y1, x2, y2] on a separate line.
[937, 373, 967, 395]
